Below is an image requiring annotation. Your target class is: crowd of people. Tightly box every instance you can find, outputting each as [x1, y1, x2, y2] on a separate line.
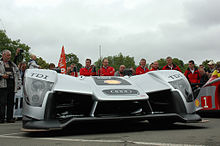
[0, 48, 220, 123]
[75, 56, 220, 86]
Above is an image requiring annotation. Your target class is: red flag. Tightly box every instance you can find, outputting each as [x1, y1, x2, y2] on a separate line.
[58, 46, 67, 74]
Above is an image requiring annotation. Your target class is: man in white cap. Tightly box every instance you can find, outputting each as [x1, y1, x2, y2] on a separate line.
[28, 54, 40, 69]
[207, 60, 215, 78]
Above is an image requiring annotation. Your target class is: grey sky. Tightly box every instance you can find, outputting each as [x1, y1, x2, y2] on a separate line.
[0, 0, 219, 66]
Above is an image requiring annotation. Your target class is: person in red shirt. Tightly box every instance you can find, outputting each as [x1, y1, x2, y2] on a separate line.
[162, 56, 182, 72]
[80, 59, 96, 76]
[67, 64, 78, 77]
[98, 58, 115, 76]
[136, 58, 149, 75]
[184, 60, 201, 87]
[149, 61, 160, 71]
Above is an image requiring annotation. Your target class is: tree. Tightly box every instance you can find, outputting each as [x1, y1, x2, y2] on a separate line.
[202, 59, 212, 71]
[94, 53, 136, 71]
[157, 58, 166, 69]
[65, 53, 82, 71]
[0, 30, 30, 62]
[0, 30, 51, 69]
[36, 57, 49, 69]
[172, 58, 185, 72]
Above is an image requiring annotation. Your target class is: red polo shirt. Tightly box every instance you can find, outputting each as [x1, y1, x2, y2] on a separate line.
[98, 66, 115, 76]
[80, 67, 96, 76]
[136, 66, 149, 75]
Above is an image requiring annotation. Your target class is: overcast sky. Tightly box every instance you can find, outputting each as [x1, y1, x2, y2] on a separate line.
[0, 0, 219, 66]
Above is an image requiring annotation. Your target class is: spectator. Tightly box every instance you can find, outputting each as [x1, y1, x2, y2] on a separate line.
[98, 58, 115, 76]
[162, 57, 182, 72]
[115, 65, 126, 76]
[0, 50, 21, 123]
[198, 65, 209, 85]
[149, 63, 154, 70]
[80, 59, 96, 76]
[199, 64, 208, 72]
[49, 63, 55, 70]
[28, 54, 40, 69]
[19, 62, 27, 85]
[14, 48, 24, 65]
[67, 64, 78, 77]
[184, 60, 201, 87]
[136, 58, 149, 75]
[207, 60, 215, 78]
[211, 62, 220, 79]
[149, 61, 160, 71]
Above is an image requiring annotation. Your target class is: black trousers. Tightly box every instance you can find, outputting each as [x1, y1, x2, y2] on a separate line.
[0, 87, 15, 121]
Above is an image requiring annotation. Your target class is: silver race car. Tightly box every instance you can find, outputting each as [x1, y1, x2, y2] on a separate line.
[22, 69, 201, 131]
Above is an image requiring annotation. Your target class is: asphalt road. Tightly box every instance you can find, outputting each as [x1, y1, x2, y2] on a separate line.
[0, 116, 220, 146]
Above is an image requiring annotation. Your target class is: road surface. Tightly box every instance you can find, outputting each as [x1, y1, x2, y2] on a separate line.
[0, 116, 219, 146]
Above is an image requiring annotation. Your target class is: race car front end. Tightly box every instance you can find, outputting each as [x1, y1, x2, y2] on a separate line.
[22, 69, 201, 131]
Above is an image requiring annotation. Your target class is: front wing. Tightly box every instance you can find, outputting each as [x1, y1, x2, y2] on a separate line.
[22, 113, 201, 131]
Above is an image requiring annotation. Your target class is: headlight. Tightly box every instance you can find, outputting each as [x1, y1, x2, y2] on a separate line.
[24, 78, 54, 107]
[169, 79, 193, 102]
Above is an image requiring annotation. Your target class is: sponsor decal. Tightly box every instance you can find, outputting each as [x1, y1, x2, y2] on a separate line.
[104, 80, 121, 85]
[31, 73, 48, 80]
[93, 76, 131, 85]
[103, 89, 139, 95]
[195, 99, 200, 107]
[201, 96, 212, 108]
[168, 74, 183, 80]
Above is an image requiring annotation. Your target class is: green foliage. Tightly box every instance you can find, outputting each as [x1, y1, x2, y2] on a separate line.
[0, 30, 30, 62]
[172, 58, 185, 72]
[202, 59, 212, 71]
[36, 57, 49, 69]
[94, 53, 136, 71]
[0, 30, 51, 69]
[157, 58, 166, 69]
[65, 53, 82, 70]
[183, 64, 188, 71]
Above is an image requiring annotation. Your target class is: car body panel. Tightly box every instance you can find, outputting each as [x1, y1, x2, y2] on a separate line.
[195, 78, 220, 111]
[22, 69, 201, 131]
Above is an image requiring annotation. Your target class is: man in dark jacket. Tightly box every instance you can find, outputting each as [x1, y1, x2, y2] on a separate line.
[0, 50, 21, 123]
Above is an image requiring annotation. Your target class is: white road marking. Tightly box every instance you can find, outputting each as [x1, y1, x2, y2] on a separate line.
[0, 133, 204, 146]
[0, 132, 24, 136]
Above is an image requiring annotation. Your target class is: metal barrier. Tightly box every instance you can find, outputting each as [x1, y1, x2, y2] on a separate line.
[13, 86, 23, 118]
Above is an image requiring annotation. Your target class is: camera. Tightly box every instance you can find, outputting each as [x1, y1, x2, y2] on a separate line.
[19, 48, 24, 53]
[92, 66, 96, 72]
[123, 69, 133, 76]
[6, 73, 14, 79]
[73, 66, 77, 72]
[9, 74, 14, 79]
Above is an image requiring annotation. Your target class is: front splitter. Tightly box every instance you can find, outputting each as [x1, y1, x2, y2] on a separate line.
[22, 113, 201, 131]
